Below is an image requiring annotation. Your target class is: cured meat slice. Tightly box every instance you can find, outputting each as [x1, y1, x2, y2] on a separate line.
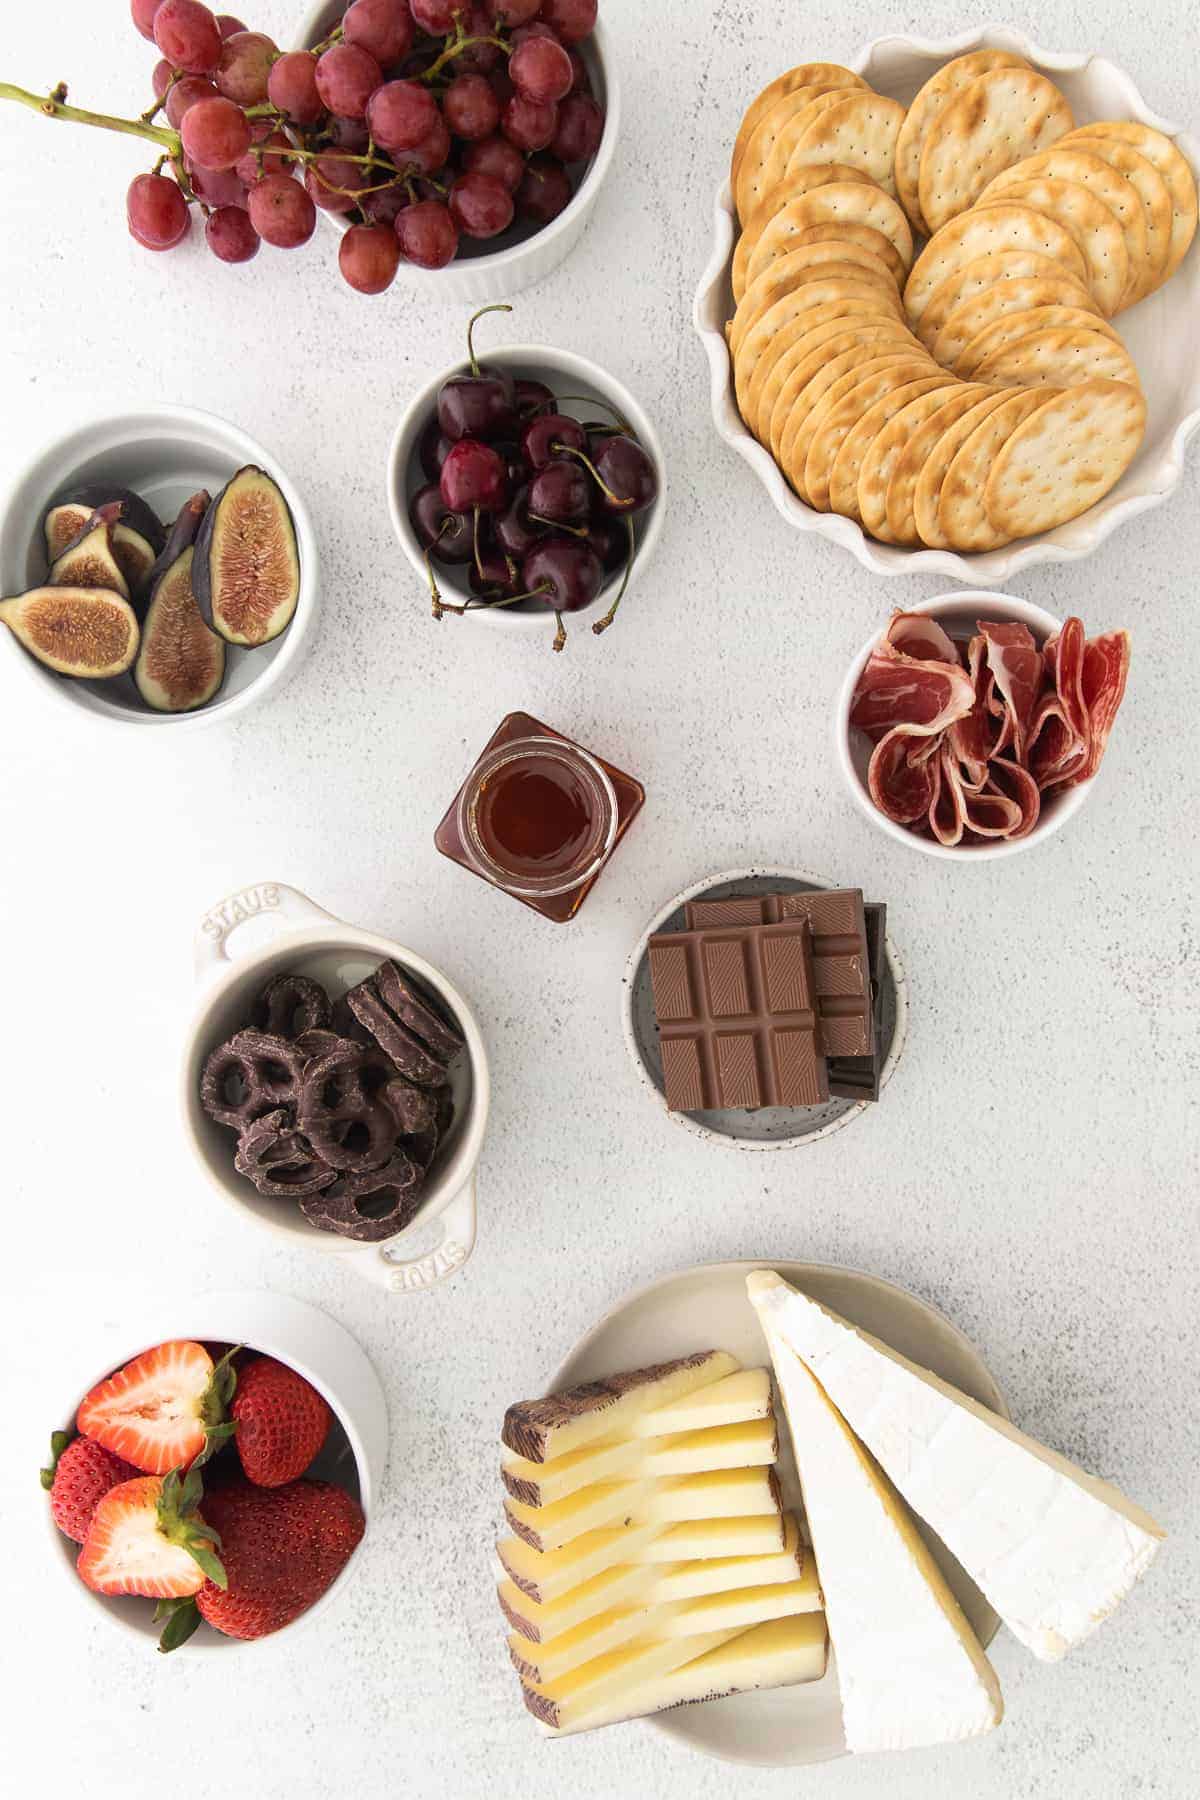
[851, 643, 974, 739]
[1044, 616, 1089, 741]
[1074, 629, 1131, 783]
[929, 745, 1024, 844]
[881, 611, 963, 665]
[979, 620, 1043, 764]
[986, 756, 1042, 838]
[949, 635, 1006, 782]
[867, 727, 941, 824]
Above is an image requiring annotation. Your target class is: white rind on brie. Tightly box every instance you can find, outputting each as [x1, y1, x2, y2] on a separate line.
[748, 1270, 1166, 1661]
[752, 1303, 1003, 1754]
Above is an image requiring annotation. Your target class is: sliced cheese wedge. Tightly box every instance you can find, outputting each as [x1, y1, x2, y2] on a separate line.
[505, 1466, 781, 1554]
[500, 1513, 809, 1643]
[510, 1572, 823, 1685]
[748, 1270, 1166, 1661]
[531, 1614, 829, 1737]
[503, 1352, 740, 1464]
[502, 1414, 779, 1507]
[628, 1367, 773, 1438]
[753, 1307, 1004, 1754]
[497, 1512, 788, 1605]
[521, 1627, 744, 1730]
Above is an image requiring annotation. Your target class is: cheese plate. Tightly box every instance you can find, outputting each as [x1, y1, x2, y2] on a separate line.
[550, 1259, 1007, 1767]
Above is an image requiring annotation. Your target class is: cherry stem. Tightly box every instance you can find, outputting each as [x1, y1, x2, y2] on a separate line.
[466, 304, 512, 376]
[0, 81, 178, 150]
[468, 581, 553, 610]
[593, 517, 636, 636]
[528, 513, 588, 538]
[553, 613, 567, 654]
[553, 443, 624, 508]
[472, 507, 485, 585]
[424, 519, 460, 619]
[540, 395, 636, 436]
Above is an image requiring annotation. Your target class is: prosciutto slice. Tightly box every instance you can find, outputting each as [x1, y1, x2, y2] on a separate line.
[851, 609, 1129, 843]
[979, 620, 1043, 764]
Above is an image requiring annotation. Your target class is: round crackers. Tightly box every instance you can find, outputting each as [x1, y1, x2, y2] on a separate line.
[885, 385, 1000, 544]
[730, 246, 901, 357]
[978, 147, 1150, 305]
[984, 379, 1147, 535]
[738, 90, 847, 221]
[954, 304, 1119, 377]
[781, 91, 906, 199]
[1059, 133, 1173, 298]
[742, 197, 906, 300]
[731, 63, 865, 189]
[734, 281, 904, 413]
[746, 182, 914, 289]
[803, 361, 942, 510]
[912, 390, 1016, 547]
[905, 205, 1090, 325]
[731, 163, 874, 302]
[974, 176, 1129, 315]
[828, 376, 957, 519]
[915, 248, 1089, 349]
[757, 320, 917, 450]
[934, 278, 1102, 370]
[1061, 121, 1198, 286]
[858, 381, 986, 539]
[894, 49, 1031, 233]
[782, 352, 929, 500]
[937, 388, 1054, 550]
[971, 324, 1141, 391]
[919, 67, 1075, 233]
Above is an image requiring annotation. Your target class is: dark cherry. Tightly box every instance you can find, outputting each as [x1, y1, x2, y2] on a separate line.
[517, 154, 573, 224]
[522, 412, 587, 470]
[469, 546, 523, 597]
[594, 435, 658, 516]
[522, 539, 603, 613]
[440, 439, 508, 513]
[493, 440, 529, 487]
[437, 304, 517, 442]
[514, 378, 556, 420]
[410, 483, 474, 563]
[418, 417, 454, 481]
[495, 485, 545, 559]
[529, 459, 590, 525]
[582, 515, 626, 572]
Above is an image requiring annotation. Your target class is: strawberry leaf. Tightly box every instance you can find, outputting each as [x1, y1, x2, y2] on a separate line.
[188, 1543, 228, 1591]
[157, 1598, 201, 1654]
[40, 1429, 71, 1489]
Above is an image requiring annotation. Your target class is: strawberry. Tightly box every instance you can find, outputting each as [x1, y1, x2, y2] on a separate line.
[76, 1467, 227, 1603]
[230, 1357, 331, 1488]
[42, 1431, 140, 1543]
[76, 1340, 238, 1475]
[195, 1477, 365, 1641]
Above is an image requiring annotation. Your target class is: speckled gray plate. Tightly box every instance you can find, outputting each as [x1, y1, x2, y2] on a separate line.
[552, 1260, 1006, 1767]
[621, 867, 908, 1149]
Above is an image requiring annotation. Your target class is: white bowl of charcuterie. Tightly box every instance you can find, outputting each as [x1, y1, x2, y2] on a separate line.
[835, 591, 1131, 860]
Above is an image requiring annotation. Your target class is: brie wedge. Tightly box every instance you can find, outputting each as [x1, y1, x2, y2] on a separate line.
[497, 1512, 789, 1605]
[499, 1514, 809, 1643]
[749, 1271, 1166, 1661]
[509, 1573, 823, 1685]
[502, 1415, 778, 1507]
[530, 1614, 829, 1737]
[503, 1352, 739, 1464]
[504, 1465, 781, 1554]
[754, 1310, 1004, 1754]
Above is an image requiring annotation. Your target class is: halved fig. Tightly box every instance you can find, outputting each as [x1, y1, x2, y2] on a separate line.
[134, 544, 226, 712]
[0, 585, 139, 678]
[43, 483, 165, 557]
[49, 506, 130, 601]
[194, 466, 300, 647]
[44, 502, 158, 599]
[141, 491, 211, 599]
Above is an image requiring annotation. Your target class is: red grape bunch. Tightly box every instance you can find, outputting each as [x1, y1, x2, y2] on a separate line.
[2, 0, 606, 294]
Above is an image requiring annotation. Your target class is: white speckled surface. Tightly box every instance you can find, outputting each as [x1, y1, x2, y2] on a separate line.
[1, 2, 1197, 1795]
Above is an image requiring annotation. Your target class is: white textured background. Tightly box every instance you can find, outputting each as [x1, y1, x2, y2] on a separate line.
[1, 2, 1197, 1795]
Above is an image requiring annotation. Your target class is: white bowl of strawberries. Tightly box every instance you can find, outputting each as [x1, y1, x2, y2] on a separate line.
[42, 1291, 387, 1653]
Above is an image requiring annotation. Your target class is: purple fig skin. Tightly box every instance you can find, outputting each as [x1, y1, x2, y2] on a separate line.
[139, 492, 211, 621]
[193, 465, 300, 647]
[44, 483, 165, 555]
[135, 544, 227, 713]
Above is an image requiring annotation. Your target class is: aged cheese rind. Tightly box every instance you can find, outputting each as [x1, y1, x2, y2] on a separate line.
[502, 1352, 740, 1463]
[748, 1271, 1165, 1660]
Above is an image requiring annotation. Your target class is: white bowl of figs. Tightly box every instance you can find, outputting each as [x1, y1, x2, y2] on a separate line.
[0, 405, 319, 727]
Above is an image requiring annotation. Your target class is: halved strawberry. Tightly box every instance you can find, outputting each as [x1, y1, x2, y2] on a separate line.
[76, 1341, 238, 1475]
[76, 1468, 227, 1601]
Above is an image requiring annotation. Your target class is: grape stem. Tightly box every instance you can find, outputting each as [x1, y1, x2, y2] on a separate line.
[592, 517, 636, 636]
[0, 81, 178, 150]
[419, 29, 511, 85]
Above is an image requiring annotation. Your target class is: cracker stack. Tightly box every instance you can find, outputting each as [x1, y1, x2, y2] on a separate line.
[726, 54, 1198, 551]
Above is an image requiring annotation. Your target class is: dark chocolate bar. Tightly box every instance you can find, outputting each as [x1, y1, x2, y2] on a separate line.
[827, 903, 887, 1102]
[685, 889, 874, 1062]
[648, 921, 829, 1112]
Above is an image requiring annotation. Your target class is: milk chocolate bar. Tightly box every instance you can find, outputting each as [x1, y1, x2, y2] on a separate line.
[648, 921, 829, 1112]
[685, 889, 874, 1062]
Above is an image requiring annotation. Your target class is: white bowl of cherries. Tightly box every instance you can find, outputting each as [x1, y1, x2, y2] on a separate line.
[0, 3, 615, 299]
[389, 305, 665, 648]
